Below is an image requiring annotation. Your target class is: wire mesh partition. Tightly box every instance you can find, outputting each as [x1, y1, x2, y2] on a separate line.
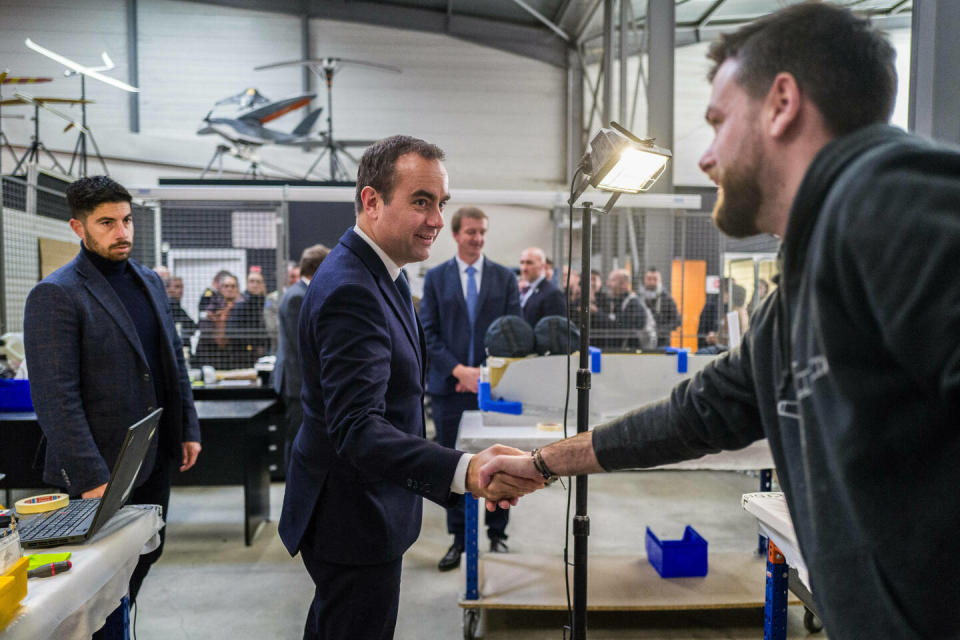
[552, 203, 777, 354]
[0, 172, 164, 325]
[0, 170, 160, 335]
[155, 200, 288, 371]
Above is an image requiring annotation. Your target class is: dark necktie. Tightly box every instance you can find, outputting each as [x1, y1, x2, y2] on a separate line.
[395, 271, 417, 329]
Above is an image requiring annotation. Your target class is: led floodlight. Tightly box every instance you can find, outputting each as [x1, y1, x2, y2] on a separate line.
[570, 121, 672, 206]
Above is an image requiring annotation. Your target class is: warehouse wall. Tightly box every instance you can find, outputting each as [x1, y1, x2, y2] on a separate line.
[0, 0, 566, 190]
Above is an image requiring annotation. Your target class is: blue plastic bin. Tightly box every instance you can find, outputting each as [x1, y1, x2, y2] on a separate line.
[0, 379, 32, 411]
[645, 525, 708, 578]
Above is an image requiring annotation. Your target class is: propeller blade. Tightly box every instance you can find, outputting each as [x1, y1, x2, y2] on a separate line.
[15, 91, 91, 135]
[25, 38, 138, 92]
[336, 58, 402, 74]
[255, 57, 401, 75]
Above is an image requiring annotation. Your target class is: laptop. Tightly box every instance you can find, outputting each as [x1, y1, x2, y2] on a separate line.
[18, 409, 162, 549]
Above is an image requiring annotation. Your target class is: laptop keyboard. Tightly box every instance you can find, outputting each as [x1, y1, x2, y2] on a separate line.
[18, 499, 100, 541]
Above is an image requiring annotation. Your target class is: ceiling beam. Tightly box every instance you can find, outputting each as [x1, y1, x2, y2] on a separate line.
[509, 0, 571, 41]
[179, 0, 569, 67]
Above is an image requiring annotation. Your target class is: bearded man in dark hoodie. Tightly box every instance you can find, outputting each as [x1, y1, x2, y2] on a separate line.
[478, 4, 960, 638]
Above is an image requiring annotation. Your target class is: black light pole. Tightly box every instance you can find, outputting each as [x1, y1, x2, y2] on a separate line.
[570, 191, 621, 640]
[572, 200, 593, 639]
[566, 121, 668, 639]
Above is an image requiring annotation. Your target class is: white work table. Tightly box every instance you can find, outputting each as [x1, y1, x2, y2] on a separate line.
[2, 505, 163, 640]
[741, 491, 823, 636]
[741, 492, 807, 586]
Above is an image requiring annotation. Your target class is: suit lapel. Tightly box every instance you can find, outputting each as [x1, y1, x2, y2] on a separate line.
[340, 230, 422, 369]
[75, 253, 149, 367]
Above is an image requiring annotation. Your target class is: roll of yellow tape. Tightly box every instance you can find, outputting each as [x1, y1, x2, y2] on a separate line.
[15, 494, 69, 515]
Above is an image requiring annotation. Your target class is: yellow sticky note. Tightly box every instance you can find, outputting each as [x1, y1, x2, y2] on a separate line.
[26, 553, 71, 571]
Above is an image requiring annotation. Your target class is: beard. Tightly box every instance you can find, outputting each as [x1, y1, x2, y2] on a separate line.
[711, 128, 766, 238]
[83, 232, 131, 262]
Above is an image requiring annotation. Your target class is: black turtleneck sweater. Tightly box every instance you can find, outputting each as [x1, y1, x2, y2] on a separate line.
[82, 244, 167, 411]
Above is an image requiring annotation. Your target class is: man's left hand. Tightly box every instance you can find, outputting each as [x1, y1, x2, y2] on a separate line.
[180, 441, 202, 472]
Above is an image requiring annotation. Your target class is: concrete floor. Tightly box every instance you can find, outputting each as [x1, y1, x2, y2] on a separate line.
[132, 470, 824, 639]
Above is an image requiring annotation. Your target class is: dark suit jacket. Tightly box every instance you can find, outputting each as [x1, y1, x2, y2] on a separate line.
[521, 277, 566, 327]
[278, 229, 462, 565]
[420, 256, 520, 396]
[23, 251, 200, 495]
[271, 279, 308, 399]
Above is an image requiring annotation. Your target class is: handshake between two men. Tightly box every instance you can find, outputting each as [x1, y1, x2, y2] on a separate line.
[461, 432, 604, 510]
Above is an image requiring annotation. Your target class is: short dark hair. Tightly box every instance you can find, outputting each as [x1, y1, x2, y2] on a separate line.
[646, 266, 659, 274]
[707, 2, 896, 137]
[299, 244, 330, 278]
[451, 206, 488, 233]
[354, 135, 445, 213]
[65, 175, 132, 220]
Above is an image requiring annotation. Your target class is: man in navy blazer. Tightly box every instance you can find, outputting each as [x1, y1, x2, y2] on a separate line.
[278, 136, 541, 640]
[420, 206, 521, 570]
[519, 246, 567, 326]
[23, 176, 201, 615]
[272, 243, 329, 470]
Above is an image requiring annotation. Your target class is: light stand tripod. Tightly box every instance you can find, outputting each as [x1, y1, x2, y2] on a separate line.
[202, 142, 303, 180]
[68, 74, 89, 176]
[564, 121, 670, 639]
[11, 100, 68, 176]
[65, 74, 110, 177]
[255, 56, 399, 182]
[303, 61, 367, 182]
[570, 192, 620, 639]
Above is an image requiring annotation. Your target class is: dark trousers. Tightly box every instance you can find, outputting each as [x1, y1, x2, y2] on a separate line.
[430, 392, 508, 546]
[93, 452, 172, 639]
[128, 451, 172, 602]
[300, 541, 402, 640]
[282, 394, 304, 474]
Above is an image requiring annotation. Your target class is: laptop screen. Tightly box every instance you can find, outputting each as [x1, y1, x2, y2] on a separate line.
[87, 408, 162, 536]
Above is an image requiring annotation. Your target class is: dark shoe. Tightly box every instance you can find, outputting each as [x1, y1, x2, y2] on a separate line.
[438, 542, 464, 571]
[489, 537, 509, 553]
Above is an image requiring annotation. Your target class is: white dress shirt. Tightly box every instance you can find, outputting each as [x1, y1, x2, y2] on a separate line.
[352, 225, 472, 494]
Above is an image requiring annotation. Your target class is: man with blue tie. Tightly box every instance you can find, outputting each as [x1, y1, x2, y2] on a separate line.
[519, 246, 566, 326]
[278, 136, 541, 640]
[420, 206, 522, 570]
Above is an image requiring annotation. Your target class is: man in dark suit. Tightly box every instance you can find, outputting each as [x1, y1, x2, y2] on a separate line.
[420, 206, 521, 571]
[278, 136, 541, 640]
[164, 275, 199, 338]
[519, 246, 566, 327]
[272, 243, 329, 470]
[23, 176, 201, 633]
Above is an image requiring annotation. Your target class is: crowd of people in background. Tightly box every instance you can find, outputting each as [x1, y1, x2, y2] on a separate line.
[558, 263, 763, 354]
[153, 251, 761, 372]
[156, 262, 302, 370]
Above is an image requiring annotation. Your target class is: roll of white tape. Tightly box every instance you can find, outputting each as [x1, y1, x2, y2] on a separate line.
[15, 493, 69, 515]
